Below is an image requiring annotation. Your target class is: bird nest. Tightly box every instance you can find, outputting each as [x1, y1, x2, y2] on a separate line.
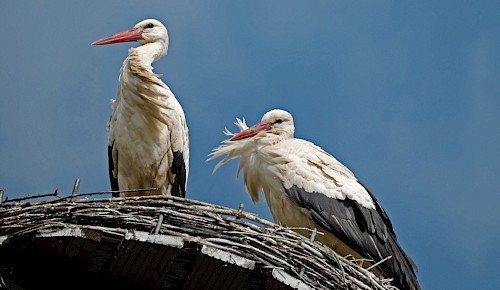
[0, 191, 396, 290]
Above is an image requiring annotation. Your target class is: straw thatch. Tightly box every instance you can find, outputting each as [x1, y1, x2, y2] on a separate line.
[0, 190, 397, 289]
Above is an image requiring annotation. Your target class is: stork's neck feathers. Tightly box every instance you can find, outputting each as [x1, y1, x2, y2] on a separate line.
[264, 132, 293, 144]
[134, 40, 168, 65]
[124, 41, 168, 84]
[115, 41, 176, 128]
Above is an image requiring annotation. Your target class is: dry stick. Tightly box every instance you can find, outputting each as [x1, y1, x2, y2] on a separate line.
[154, 213, 164, 234]
[62, 188, 159, 200]
[299, 228, 318, 278]
[365, 255, 393, 272]
[71, 178, 80, 201]
[29, 188, 160, 206]
[241, 236, 288, 261]
[235, 202, 244, 220]
[2, 189, 59, 203]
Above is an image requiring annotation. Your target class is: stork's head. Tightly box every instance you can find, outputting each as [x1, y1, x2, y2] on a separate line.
[230, 109, 295, 141]
[92, 19, 168, 46]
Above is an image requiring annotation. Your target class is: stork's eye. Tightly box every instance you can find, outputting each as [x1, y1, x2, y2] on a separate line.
[273, 119, 284, 125]
[144, 23, 155, 29]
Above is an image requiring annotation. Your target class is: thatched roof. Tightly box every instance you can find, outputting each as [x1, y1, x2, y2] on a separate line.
[0, 191, 396, 289]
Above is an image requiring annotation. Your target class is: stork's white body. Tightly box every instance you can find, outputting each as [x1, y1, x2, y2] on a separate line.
[94, 19, 189, 197]
[210, 109, 420, 290]
[225, 135, 372, 255]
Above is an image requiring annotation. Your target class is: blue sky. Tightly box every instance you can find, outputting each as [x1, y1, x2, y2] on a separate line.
[1, 1, 499, 289]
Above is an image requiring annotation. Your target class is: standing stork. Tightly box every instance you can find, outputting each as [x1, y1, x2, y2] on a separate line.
[92, 19, 188, 198]
[209, 109, 420, 290]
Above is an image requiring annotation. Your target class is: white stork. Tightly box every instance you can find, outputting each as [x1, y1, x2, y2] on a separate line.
[209, 109, 420, 290]
[92, 19, 188, 198]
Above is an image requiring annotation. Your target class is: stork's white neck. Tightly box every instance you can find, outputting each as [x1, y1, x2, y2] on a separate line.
[131, 41, 168, 66]
[119, 40, 169, 86]
[116, 39, 173, 128]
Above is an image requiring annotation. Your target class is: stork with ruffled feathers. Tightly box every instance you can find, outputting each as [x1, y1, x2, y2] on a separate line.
[209, 109, 420, 290]
[92, 19, 188, 197]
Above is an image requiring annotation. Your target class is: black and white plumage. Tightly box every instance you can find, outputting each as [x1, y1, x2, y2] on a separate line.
[209, 109, 420, 290]
[93, 19, 189, 197]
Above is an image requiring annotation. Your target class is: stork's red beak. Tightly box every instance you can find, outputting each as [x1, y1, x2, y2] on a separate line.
[230, 121, 271, 141]
[92, 28, 142, 45]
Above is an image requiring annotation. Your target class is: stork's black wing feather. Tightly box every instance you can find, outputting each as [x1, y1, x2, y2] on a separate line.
[284, 184, 420, 290]
[108, 144, 119, 197]
[170, 151, 187, 198]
